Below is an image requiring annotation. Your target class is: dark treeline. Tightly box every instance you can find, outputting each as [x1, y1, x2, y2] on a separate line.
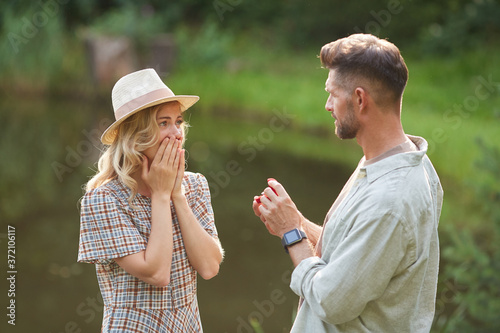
[3, 0, 500, 54]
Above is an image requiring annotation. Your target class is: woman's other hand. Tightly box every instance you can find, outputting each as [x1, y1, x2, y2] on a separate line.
[141, 137, 182, 199]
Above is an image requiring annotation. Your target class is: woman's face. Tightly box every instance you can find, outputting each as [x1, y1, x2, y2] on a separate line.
[142, 102, 184, 162]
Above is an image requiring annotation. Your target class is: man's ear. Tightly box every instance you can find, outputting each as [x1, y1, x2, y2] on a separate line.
[354, 87, 368, 114]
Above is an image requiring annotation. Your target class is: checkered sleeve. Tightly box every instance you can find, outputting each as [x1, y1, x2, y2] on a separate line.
[78, 187, 147, 264]
[189, 173, 218, 239]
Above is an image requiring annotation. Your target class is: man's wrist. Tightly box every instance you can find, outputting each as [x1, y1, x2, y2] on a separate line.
[281, 228, 307, 253]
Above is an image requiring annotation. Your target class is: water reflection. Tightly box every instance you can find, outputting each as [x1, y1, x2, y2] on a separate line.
[4, 97, 351, 332]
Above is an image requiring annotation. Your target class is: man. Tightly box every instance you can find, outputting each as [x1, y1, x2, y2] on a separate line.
[252, 34, 443, 332]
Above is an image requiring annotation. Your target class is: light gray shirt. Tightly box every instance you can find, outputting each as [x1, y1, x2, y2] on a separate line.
[290, 135, 443, 332]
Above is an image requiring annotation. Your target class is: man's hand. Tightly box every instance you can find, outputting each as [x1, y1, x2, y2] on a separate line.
[252, 179, 303, 238]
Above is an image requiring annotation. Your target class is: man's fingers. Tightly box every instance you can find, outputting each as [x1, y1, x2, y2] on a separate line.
[259, 193, 273, 208]
[252, 197, 263, 216]
[267, 179, 289, 198]
[258, 200, 271, 216]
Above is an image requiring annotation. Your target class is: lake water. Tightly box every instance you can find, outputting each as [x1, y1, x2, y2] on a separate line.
[2, 96, 352, 332]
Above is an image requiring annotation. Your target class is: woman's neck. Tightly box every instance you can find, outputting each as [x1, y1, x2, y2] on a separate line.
[131, 169, 151, 197]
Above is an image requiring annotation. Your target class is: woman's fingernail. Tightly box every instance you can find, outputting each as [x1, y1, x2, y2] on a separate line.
[267, 178, 276, 182]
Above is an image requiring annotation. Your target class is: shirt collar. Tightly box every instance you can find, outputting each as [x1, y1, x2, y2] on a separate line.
[360, 135, 428, 184]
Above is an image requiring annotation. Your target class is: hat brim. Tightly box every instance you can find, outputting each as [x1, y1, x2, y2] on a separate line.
[101, 95, 199, 145]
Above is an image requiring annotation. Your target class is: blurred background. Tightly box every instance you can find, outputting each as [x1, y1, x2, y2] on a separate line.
[1, 0, 499, 332]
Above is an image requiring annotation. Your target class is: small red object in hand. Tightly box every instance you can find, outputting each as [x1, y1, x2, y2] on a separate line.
[256, 178, 279, 204]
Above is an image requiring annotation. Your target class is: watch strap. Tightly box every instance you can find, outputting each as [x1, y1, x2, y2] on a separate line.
[281, 229, 307, 253]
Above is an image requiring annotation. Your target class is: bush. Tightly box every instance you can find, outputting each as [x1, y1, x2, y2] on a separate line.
[0, 4, 66, 90]
[420, 0, 500, 55]
[174, 19, 234, 69]
[435, 138, 500, 332]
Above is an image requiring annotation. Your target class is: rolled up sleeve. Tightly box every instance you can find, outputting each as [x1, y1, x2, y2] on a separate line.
[290, 212, 412, 325]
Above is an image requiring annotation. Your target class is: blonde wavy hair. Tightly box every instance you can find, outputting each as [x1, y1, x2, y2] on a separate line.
[86, 101, 187, 203]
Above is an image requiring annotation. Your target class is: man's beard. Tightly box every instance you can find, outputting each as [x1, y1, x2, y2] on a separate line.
[335, 101, 360, 140]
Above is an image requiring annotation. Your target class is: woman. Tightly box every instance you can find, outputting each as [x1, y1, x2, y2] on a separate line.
[78, 68, 223, 332]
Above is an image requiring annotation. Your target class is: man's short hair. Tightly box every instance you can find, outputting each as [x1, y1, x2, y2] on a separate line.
[320, 34, 408, 104]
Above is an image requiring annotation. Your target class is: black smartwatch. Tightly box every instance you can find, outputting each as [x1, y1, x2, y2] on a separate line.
[281, 228, 307, 253]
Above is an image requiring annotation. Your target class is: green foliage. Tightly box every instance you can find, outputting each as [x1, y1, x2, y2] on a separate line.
[435, 138, 500, 332]
[474, 138, 500, 214]
[6, 0, 498, 55]
[0, 4, 66, 89]
[86, 4, 166, 47]
[0, 2, 91, 92]
[420, 0, 500, 55]
[2, 0, 499, 90]
[174, 20, 234, 68]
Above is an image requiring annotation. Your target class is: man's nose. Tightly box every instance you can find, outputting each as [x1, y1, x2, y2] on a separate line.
[325, 96, 333, 112]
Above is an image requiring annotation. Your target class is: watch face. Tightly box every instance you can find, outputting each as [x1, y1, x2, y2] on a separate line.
[284, 229, 301, 244]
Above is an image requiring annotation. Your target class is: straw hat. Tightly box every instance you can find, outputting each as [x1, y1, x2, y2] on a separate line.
[101, 68, 199, 144]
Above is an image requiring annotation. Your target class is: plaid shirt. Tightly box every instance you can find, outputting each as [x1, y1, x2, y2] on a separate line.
[78, 172, 218, 332]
